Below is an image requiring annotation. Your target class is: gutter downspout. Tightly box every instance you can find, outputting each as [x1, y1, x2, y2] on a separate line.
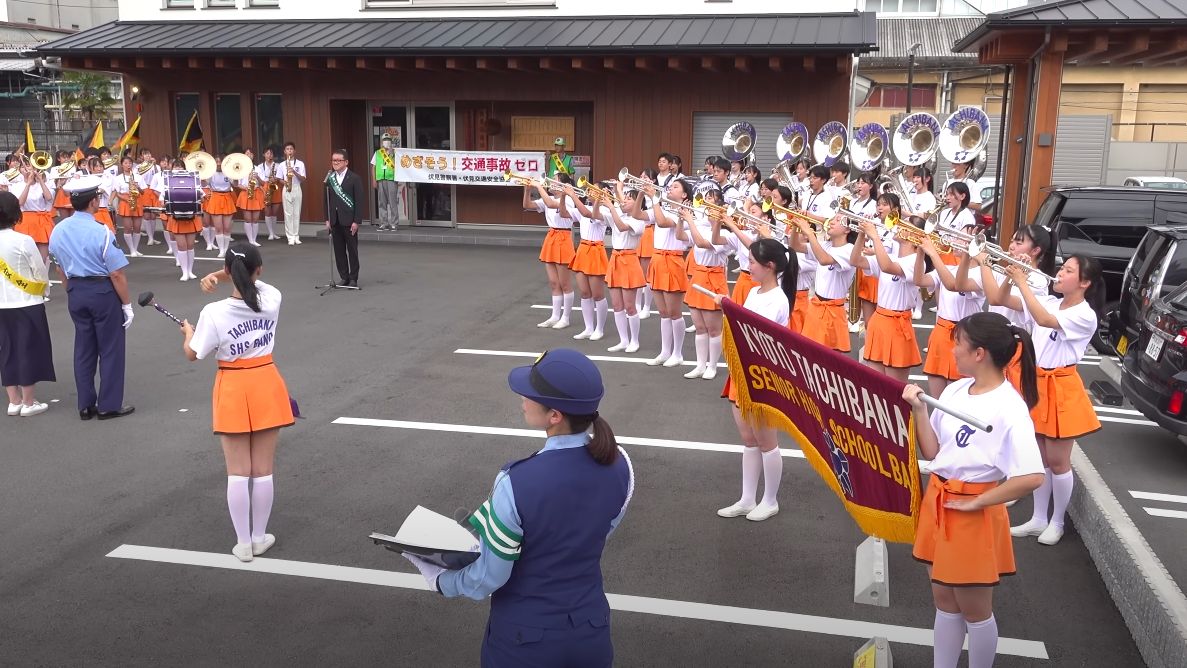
[994, 65, 1010, 241]
[1018, 27, 1051, 227]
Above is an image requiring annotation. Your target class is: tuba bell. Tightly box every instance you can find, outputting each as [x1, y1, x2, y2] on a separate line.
[891, 112, 941, 167]
[812, 121, 848, 167]
[771, 122, 808, 186]
[848, 123, 889, 174]
[721, 121, 757, 167]
[29, 150, 53, 172]
[939, 107, 991, 182]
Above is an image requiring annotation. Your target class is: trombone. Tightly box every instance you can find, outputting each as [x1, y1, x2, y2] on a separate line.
[725, 202, 786, 243]
[966, 236, 1056, 283]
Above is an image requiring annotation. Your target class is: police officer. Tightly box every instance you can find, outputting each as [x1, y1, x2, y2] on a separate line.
[48, 175, 135, 420]
[404, 348, 634, 667]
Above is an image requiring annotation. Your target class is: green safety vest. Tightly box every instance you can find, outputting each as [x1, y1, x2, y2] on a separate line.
[373, 149, 395, 181]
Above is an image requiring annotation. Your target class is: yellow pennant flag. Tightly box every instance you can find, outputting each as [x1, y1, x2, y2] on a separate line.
[88, 121, 105, 149]
[113, 116, 141, 152]
[24, 121, 35, 153]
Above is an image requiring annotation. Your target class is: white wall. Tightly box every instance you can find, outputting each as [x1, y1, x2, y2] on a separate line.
[118, 0, 864, 21]
[1107, 142, 1187, 185]
[10, 0, 117, 29]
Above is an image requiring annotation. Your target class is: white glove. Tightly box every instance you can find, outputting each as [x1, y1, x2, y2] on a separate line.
[121, 304, 134, 329]
[402, 553, 445, 590]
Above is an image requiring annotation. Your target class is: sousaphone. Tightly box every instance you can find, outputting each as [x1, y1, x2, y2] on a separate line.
[848, 123, 889, 174]
[771, 122, 808, 186]
[891, 112, 941, 167]
[721, 121, 757, 166]
[812, 121, 848, 168]
[183, 151, 217, 180]
[939, 107, 991, 181]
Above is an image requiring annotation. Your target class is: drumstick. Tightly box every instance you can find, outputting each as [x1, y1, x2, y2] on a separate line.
[136, 291, 184, 326]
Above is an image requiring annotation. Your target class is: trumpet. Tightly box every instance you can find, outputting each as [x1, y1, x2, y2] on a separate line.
[503, 169, 538, 186]
[888, 217, 952, 253]
[835, 208, 892, 237]
[967, 237, 1056, 283]
[762, 198, 828, 233]
[725, 202, 786, 243]
[935, 223, 978, 252]
[575, 176, 619, 205]
[617, 168, 653, 192]
[653, 195, 699, 216]
[691, 193, 729, 220]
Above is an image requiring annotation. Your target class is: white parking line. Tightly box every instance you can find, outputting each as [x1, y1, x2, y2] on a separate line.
[1143, 507, 1187, 520]
[1130, 491, 1187, 505]
[1094, 406, 1145, 416]
[453, 349, 1157, 427]
[104, 544, 1048, 659]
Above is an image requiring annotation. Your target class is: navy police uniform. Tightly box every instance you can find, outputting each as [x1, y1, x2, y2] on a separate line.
[48, 176, 133, 418]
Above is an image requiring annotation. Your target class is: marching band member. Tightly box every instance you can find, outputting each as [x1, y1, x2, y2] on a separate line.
[642, 178, 693, 367]
[136, 148, 161, 247]
[903, 311, 1044, 668]
[1002, 254, 1103, 546]
[681, 190, 732, 380]
[826, 161, 850, 202]
[203, 154, 238, 258]
[943, 160, 982, 212]
[258, 147, 283, 241]
[0, 154, 20, 192]
[789, 158, 812, 206]
[85, 157, 116, 235]
[153, 155, 178, 257]
[669, 155, 685, 182]
[182, 243, 294, 562]
[403, 348, 632, 667]
[604, 183, 646, 353]
[13, 162, 56, 263]
[51, 150, 74, 221]
[524, 177, 575, 329]
[914, 238, 984, 399]
[560, 184, 609, 342]
[656, 153, 675, 189]
[908, 166, 938, 222]
[793, 211, 855, 352]
[728, 159, 744, 189]
[112, 156, 143, 256]
[281, 142, 306, 245]
[718, 204, 758, 305]
[850, 173, 883, 331]
[708, 157, 738, 204]
[740, 166, 761, 204]
[635, 168, 659, 320]
[715, 238, 796, 521]
[167, 204, 202, 283]
[236, 148, 264, 246]
[849, 198, 920, 382]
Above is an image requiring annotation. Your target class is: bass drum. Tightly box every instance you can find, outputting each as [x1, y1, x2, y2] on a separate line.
[164, 170, 202, 219]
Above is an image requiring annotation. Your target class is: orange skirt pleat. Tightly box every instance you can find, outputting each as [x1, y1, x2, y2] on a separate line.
[801, 297, 850, 352]
[94, 209, 115, 234]
[864, 307, 922, 368]
[647, 251, 688, 293]
[684, 265, 727, 311]
[857, 272, 879, 303]
[569, 240, 608, 276]
[166, 216, 203, 235]
[538, 228, 575, 265]
[204, 191, 237, 215]
[913, 474, 1016, 587]
[923, 317, 965, 381]
[731, 270, 756, 304]
[212, 355, 295, 435]
[791, 289, 808, 333]
[1031, 365, 1102, 440]
[640, 225, 655, 259]
[236, 189, 265, 211]
[15, 210, 54, 244]
[606, 250, 645, 289]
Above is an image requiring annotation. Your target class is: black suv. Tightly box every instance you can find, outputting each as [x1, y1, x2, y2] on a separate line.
[1108, 221, 1187, 357]
[1034, 187, 1187, 349]
[1121, 282, 1187, 436]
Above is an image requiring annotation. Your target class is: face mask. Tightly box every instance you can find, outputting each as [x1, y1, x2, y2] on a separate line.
[382, 140, 392, 149]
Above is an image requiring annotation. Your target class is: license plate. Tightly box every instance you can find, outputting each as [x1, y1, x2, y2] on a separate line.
[1117, 335, 1129, 356]
[1146, 334, 1165, 361]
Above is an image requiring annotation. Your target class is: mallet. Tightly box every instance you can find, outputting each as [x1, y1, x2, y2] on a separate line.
[137, 291, 184, 326]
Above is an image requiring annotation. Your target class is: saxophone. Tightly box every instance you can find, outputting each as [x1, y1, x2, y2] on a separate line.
[265, 162, 278, 202]
[284, 158, 294, 192]
[127, 174, 140, 211]
[248, 168, 259, 200]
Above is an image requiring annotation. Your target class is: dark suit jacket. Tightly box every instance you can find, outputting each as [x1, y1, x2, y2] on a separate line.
[326, 169, 364, 226]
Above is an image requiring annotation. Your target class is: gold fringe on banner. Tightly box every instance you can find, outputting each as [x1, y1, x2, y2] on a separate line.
[721, 312, 922, 544]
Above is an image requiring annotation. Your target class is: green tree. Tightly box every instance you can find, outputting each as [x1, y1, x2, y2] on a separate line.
[61, 71, 118, 121]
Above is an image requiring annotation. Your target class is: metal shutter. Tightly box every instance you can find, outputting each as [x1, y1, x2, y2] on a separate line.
[693, 113, 795, 175]
[1051, 115, 1111, 186]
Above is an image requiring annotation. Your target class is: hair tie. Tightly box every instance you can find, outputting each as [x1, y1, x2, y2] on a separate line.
[229, 249, 245, 259]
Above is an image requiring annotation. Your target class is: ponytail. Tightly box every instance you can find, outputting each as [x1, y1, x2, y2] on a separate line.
[781, 247, 799, 313]
[567, 412, 618, 465]
[1011, 325, 1040, 409]
[224, 242, 263, 313]
[955, 313, 1038, 407]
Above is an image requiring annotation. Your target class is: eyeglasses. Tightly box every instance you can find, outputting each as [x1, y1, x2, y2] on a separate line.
[331, 159, 346, 163]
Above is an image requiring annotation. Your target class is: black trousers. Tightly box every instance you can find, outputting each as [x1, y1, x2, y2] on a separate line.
[330, 223, 360, 282]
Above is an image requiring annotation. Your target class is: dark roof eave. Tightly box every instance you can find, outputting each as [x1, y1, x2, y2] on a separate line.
[953, 17, 1187, 53]
[42, 45, 878, 58]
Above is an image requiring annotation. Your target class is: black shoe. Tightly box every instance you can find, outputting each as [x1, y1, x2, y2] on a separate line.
[80, 407, 97, 421]
[348, 279, 358, 287]
[97, 406, 135, 420]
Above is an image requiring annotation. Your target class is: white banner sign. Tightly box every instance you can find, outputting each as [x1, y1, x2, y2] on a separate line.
[395, 149, 547, 186]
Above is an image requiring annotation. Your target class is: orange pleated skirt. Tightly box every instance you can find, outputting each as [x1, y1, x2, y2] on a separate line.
[857, 272, 879, 303]
[801, 297, 850, 352]
[640, 225, 655, 259]
[236, 188, 265, 211]
[913, 474, 1016, 587]
[212, 355, 295, 435]
[139, 189, 161, 209]
[924, 317, 965, 381]
[204, 191, 237, 215]
[539, 228, 575, 265]
[606, 249, 645, 289]
[685, 264, 727, 311]
[1005, 345, 1023, 397]
[647, 250, 688, 293]
[865, 307, 922, 368]
[15, 210, 53, 244]
[569, 240, 608, 276]
[1032, 365, 1101, 440]
[791, 289, 808, 333]
[94, 209, 115, 234]
[166, 215, 203, 235]
[731, 270, 755, 304]
[53, 187, 72, 210]
[116, 198, 143, 218]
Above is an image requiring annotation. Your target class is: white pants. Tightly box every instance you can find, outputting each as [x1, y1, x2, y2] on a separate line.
[283, 183, 303, 239]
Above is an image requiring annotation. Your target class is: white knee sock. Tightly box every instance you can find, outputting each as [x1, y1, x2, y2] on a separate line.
[144, 218, 156, 239]
[250, 475, 274, 542]
[966, 615, 998, 668]
[219, 234, 230, 255]
[579, 298, 595, 334]
[594, 298, 608, 336]
[635, 289, 643, 312]
[123, 233, 133, 252]
[165, 232, 177, 256]
[613, 310, 629, 345]
[561, 292, 574, 321]
[740, 446, 761, 507]
[628, 313, 641, 347]
[132, 233, 142, 253]
[707, 335, 723, 370]
[245, 222, 257, 244]
[178, 250, 189, 278]
[692, 333, 708, 370]
[760, 448, 782, 507]
[656, 317, 673, 360]
[203, 227, 215, 248]
[185, 249, 196, 277]
[1050, 471, 1074, 528]
[226, 475, 252, 545]
[1031, 468, 1054, 525]
[265, 216, 276, 237]
[670, 317, 686, 360]
[550, 294, 563, 321]
[933, 609, 966, 668]
[641, 286, 653, 314]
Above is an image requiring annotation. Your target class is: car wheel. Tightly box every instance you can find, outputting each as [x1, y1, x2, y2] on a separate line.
[1093, 300, 1121, 356]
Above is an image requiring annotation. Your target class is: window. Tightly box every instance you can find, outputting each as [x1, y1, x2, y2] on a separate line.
[174, 93, 200, 152]
[215, 94, 243, 154]
[205, 0, 236, 6]
[164, 0, 195, 7]
[860, 85, 937, 109]
[255, 94, 283, 154]
[864, 0, 937, 11]
[247, 0, 280, 5]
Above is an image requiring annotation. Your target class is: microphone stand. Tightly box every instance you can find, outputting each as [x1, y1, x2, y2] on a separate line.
[316, 169, 360, 295]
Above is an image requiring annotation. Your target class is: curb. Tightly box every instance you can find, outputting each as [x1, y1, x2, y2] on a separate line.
[1072, 353, 1187, 668]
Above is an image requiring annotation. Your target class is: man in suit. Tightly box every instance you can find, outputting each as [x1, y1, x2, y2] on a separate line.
[324, 149, 363, 287]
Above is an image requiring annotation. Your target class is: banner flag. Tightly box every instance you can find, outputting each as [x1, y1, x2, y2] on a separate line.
[395, 148, 546, 186]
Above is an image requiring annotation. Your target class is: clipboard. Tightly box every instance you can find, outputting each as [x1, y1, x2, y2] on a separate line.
[370, 505, 481, 570]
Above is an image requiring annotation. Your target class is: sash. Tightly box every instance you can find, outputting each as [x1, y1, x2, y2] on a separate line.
[380, 149, 394, 171]
[551, 153, 570, 175]
[0, 255, 47, 296]
[326, 171, 354, 209]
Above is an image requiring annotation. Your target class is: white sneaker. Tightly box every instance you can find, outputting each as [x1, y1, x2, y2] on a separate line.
[180, 274, 190, 282]
[912, 307, 922, 320]
[1037, 524, 1065, 546]
[7, 403, 21, 416]
[607, 342, 628, 352]
[537, 317, 559, 328]
[268, 235, 279, 240]
[662, 356, 684, 368]
[685, 324, 696, 333]
[187, 272, 198, 280]
[249, 240, 262, 247]
[683, 365, 706, 379]
[288, 239, 295, 246]
[848, 320, 865, 334]
[251, 533, 276, 556]
[702, 367, 718, 380]
[218, 250, 227, 258]
[294, 238, 302, 245]
[929, 306, 938, 313]
[639, 309, 651, 320]
[1010, 518, 1048, 538]
[589, 331, 604, 342]
[232, 543, 254, 562]
[646, 353, 670, 367]
[573, 330, 592, 340]
[20, 402, 48, 417]
[165, 247, 174, 255]
[131, 250, 143, 257]
[624, 342, 640, 353]
[746, 503, 779, 521]
[717, 501, 756, 518]
[551, 318, 570, 330]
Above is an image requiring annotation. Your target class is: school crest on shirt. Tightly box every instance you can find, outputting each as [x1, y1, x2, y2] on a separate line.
[823, 431, 854, 497]
[955, 424, 976, 448]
